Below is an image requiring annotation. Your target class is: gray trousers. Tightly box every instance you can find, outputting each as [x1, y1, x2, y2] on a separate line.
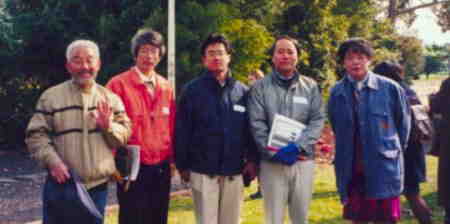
[260, 160, 315, 224]
[190, 171, 244, 224]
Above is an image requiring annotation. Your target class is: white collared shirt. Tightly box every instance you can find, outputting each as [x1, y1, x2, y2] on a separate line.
[135, 66, 156, 95]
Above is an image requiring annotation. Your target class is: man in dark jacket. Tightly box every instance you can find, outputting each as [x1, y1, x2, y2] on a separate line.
[430, 76, 450, 224]
[175, 33, 257, 224]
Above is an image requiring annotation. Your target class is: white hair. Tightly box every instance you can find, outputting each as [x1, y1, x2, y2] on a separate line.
[66, 40, 100, 61]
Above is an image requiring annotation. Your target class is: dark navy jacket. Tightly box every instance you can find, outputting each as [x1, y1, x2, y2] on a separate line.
[175, 71, 257, 176]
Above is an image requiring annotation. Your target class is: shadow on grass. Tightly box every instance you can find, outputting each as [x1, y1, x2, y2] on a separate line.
[312, 191, 339, 200]
[399, 191, 445, 223]
[169, 197, 194, 212]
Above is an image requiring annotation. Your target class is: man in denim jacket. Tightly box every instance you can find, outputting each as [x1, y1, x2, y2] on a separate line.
[248, 35, 325, 224]
[328, 38, 411, 223]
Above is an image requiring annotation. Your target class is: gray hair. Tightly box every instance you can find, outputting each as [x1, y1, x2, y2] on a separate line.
[66, 40, 100, 61]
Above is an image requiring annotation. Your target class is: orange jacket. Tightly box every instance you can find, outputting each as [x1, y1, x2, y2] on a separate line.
[107, 68, 175, 165]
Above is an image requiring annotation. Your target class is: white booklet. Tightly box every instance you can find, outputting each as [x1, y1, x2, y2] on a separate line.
[124, 145, 140, 181]
[267, 114, 306, 149]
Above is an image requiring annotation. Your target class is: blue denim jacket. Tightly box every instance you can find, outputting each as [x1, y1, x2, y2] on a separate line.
[328, 72, 411, 203]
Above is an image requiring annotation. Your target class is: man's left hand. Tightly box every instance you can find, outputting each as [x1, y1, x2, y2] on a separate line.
[242, 162, 258, 180]
[92, 101, 112, 131]
[272, 143, 300, 165]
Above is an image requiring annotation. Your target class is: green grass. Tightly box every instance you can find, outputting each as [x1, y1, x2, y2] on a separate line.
[105, 156, 443, 224]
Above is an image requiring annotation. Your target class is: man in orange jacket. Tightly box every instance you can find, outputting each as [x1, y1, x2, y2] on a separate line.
[106, 28, 175, 224]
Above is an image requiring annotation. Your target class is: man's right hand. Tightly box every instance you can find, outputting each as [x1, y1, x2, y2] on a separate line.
[49, 162, 71, 184]
[179, 170, 190, 183]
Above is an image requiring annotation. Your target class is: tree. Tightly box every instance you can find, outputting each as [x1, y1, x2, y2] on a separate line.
[424, 55, 445, 77]
[423, 44, 448, 77]
[0, 0, 166, 146]
[378, 0, 450, 31]
[275, 0, 351, 84]
[219, 19, 274, 83]
[4, 0, 166, 86]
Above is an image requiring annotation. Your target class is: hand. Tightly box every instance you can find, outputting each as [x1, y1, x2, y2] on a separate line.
[48, 162, 71, 184]
[180, 170, 190, 183]
[170, 163, 177, 178]
[242, 162, 258, 181]
[272, 143, 300, 165]
[91, 101, 112, 131]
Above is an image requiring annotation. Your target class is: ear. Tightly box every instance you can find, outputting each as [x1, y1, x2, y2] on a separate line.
[201, 55, 206, 66]
[65, 61, 72, 73]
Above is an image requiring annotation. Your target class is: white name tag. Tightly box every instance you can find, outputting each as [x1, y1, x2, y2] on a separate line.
[233, 104, 246, 113]
[162, 107, 170, 115]
[293, 96, 308, 104]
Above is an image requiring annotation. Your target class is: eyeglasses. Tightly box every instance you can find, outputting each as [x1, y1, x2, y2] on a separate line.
[206, 50, 228, 57]
[138, 47, 159, 56]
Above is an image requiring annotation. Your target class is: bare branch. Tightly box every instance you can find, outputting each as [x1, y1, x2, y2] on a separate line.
[394, 0, 450, 16]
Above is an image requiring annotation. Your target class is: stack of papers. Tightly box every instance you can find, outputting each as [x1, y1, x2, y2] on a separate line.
[268, 114, 305, 149]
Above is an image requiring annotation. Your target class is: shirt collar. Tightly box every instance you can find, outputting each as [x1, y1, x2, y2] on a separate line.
[135, 66, 156, 85]
[70, 79, 97, 94]
[346, 73, 369, 91]
[205, 70, 233, 88]
[272, 69, 299, 87]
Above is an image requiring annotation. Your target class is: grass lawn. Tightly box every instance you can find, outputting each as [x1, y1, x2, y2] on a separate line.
[105, 156, 442, 224]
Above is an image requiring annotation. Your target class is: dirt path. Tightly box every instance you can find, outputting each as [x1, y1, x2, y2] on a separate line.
[0, 149, 187, 224]
[410, 76, 447, 105]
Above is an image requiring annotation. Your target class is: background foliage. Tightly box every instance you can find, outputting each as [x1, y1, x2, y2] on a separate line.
[0, 0, 447, 147]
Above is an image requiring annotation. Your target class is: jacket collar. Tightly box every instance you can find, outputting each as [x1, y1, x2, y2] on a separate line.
[128, 67, 163, 88]
[334, 71, 379, 96]
[271, 69, 300, 88]
[134, 66, 156, 85]
[203, 70, 236, 88]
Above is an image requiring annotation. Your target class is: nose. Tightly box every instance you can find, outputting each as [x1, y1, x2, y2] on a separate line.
[79, 62, 91, 71]
[280, 52, 290, 58]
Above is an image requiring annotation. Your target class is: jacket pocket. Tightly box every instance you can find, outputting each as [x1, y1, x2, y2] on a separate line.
[378, 138, 402, 183]
[380, 149, 400, 159]
[371, 107, 397, 138]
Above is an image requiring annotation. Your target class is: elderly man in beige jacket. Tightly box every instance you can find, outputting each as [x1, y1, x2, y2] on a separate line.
[25, 39, 132, 224]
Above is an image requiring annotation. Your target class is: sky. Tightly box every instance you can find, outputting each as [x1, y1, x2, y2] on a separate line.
[403, 7, 450, 46]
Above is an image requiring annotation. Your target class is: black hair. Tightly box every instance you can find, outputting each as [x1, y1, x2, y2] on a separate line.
[200, 33, 233, 57]
[131, 28, 166, 58]
[268, 35, 301, 56]
[337, 38, 374, 64]
[373, 60, 404, 83]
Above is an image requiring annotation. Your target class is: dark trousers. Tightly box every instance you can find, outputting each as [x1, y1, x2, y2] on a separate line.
[446, 205, 450, 224]
[117, 161, 171, 224]
[43, 177, 108, 224]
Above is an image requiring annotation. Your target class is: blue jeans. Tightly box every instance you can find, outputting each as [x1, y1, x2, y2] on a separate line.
[42, 177, 108, 224]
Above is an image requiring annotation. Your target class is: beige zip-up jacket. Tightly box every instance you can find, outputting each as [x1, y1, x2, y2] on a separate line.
[26, 80, 132, 189]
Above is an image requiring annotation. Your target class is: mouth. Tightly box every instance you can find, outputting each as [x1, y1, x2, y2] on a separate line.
[279, 61, 291, 66]
[77, 71, 93, 79]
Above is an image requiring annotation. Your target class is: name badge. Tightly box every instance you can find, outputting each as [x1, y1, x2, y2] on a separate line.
[233, 104, 246, 113]
[162, 107, 170, 115]
[293, 96, 308, 104]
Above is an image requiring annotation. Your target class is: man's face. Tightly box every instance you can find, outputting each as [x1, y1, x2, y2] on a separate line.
[343, 51, 370, 81]
[248, 74, 258, 86]
[66, 47, 101, 87]
[202, 43, 231, 74]
[135, 44, 161, 74]
[272, 39, 298, 77]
